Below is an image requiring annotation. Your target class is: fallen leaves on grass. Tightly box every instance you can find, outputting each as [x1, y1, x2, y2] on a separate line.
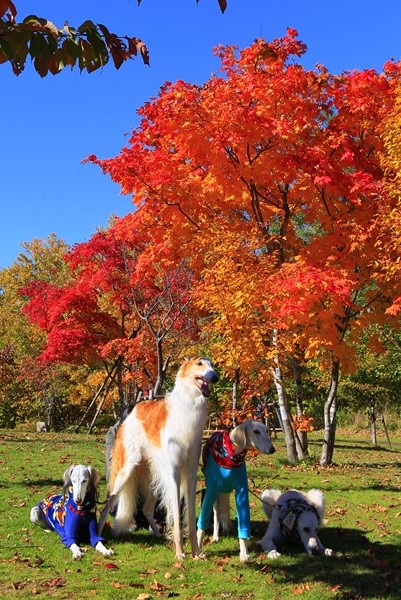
[43, 576, 66, 588]
[104, 562, 119, 569]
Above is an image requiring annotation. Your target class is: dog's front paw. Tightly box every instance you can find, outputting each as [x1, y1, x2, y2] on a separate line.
[70, 544, 84, 560]
[324, 548, 333, 556]
[96, 541, 114, 557]
[267, 549, 281, 559]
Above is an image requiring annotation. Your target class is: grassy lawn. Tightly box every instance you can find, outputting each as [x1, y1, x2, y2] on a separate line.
[0, 426, 400, 599]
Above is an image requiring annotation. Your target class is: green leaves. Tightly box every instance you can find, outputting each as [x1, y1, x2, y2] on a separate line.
[0, 10, 149, 76]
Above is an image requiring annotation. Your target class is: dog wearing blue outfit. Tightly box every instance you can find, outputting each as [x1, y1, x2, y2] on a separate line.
[197, 420, 275, 561]
[30, 464, 114, 560]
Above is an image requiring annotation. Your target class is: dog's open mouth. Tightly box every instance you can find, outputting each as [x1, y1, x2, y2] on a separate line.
[195, 377, 211, 397]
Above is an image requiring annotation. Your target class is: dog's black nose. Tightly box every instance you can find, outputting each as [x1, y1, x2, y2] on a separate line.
[270, 446, 276, 454]
[211, 373, 219, 384]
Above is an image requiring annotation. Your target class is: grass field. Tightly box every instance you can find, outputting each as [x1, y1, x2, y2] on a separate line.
[0, 426, 400, 599]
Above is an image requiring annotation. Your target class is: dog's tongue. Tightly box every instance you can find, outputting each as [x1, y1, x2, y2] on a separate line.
[198, 379, 211, 397]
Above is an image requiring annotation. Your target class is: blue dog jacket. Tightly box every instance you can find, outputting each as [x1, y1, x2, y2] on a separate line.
[38, 486, 104, 549]
[197, 430, 251, 539]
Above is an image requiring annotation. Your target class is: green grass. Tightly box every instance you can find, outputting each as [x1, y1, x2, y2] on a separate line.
[0, 427, 400, 599]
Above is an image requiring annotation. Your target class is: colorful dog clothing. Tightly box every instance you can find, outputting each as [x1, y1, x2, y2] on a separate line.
[38, 486, 104, 549]
[197, 429, 251, 538]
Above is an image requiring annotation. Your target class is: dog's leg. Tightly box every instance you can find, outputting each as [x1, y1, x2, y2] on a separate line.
[239, 538, 249, 563]
[171, 472, 185, 560]
[141, 491, 162, 536]
[70, 543, 84, 560]
[256, 518, 282, 559]
[95, 541, 114, 557]
[212, 493, 231, 542]
[186, 468, 204, 558]
[30, 507, 52, 532]
[196, 486, 219, 551]
[212, 502, 220, 542]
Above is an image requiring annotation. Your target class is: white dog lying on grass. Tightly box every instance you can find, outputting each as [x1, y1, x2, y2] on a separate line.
[257, 488, 333, 558]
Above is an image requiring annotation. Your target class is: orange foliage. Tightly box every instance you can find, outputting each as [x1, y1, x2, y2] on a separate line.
[89, 33, 401, 392]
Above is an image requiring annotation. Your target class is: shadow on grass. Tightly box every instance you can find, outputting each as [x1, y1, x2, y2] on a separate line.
[242, 524, 401, 599]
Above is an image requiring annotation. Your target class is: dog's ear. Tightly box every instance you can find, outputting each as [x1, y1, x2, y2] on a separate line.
[306, 489, 326, 523]
[88, 466, 100, 488]
[230, 424, 247, 454]
[63, 464, 75, 484]
[62, 464, 75, 497]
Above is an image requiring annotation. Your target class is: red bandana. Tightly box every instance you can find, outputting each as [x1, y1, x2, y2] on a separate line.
[203, 430, 247, 470]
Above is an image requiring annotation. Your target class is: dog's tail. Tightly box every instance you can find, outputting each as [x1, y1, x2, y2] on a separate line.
[260, 489, 282, 519]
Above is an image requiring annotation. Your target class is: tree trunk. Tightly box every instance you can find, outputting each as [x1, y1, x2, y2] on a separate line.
[232, 368, 240, 427]
[272, 363, 298, 463]
[370, 398, 377, 447]
[320, 359, 340, 466]
[153, 341, 170, 396]
[291, 356, 308, 454]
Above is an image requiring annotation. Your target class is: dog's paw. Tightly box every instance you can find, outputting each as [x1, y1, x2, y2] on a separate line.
[267, 550, 281, 559]
[70, 543, 84, 559]
[324, 548, 333, 556]
[96, 542, 114, 557]
[239, 553, 250, 563]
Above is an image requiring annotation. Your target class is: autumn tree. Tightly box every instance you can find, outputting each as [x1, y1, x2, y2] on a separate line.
[91, 32, 401, 464]
[22, 218, 203, 428]
[0, 235, 91, 428]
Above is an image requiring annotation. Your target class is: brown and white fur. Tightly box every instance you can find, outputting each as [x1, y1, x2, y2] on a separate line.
[98, 357, 218, 560]
[30, 465, 114, 560]
[257, 489, 332, 558]
[197, 420, 275, 562]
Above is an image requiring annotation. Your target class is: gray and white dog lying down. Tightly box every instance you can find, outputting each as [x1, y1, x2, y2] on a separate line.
[257, 488, 333, 558]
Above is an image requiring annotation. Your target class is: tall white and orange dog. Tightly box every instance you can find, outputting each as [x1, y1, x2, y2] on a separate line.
[98, 357, 218, 560]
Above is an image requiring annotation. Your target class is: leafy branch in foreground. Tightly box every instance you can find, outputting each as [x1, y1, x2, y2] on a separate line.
[0, 0, 227, 76]
[0, 0, 149, 76]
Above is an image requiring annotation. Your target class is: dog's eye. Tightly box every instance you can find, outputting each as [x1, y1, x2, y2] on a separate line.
[303, 527, 311, 533]
[253, 430, 260, 435]
[197, 361, 203, 366]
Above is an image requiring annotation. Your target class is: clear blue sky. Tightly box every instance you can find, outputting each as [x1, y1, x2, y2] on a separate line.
[1, 0, 400, 269]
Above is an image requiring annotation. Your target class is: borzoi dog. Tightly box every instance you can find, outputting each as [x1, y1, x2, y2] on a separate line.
[98, 357, 218, 560]
[30, 464, 114, 560]
[197, 420, 275, 562]
[257, 488, 332, 558]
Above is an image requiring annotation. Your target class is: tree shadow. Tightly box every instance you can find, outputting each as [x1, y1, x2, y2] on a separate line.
[245, 525, 401, 598]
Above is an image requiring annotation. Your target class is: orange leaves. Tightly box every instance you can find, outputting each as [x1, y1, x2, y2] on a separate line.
[292, 414, 315, 432]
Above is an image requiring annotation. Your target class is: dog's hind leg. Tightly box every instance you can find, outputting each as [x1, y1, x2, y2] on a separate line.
[141, 491, 162, 536]
[30, 507, 52, 532]
[215, 493, 231, 540]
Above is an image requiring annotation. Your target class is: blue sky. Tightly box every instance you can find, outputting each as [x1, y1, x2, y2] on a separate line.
[1, 0, 400, 269]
